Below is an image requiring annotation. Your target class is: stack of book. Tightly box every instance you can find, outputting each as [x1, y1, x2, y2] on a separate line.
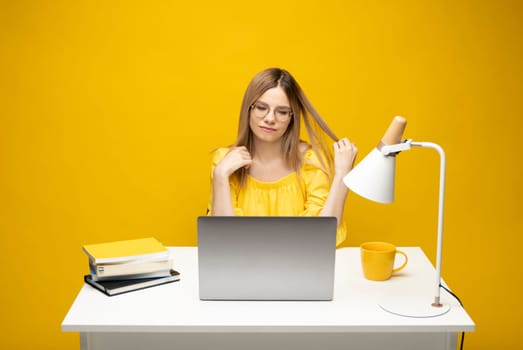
[82, 237, 180, 296]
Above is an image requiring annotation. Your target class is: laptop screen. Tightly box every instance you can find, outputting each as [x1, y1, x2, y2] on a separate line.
[197, 216, 337, 300]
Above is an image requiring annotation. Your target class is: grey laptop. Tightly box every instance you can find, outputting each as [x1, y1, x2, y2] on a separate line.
[197, 216, 337, 301]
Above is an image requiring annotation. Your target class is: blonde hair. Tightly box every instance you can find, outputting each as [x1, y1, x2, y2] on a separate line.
[233, 68, 339, 186]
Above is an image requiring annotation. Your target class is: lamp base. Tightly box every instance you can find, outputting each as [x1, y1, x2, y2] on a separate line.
[379, 297, 451, 318]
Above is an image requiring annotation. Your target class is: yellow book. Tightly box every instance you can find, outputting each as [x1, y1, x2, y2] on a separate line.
[82, 237, 169, 264]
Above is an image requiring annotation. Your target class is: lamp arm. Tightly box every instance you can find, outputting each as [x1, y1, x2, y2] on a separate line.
[411, 141, 446, 307]
[380, 139, 413, 155]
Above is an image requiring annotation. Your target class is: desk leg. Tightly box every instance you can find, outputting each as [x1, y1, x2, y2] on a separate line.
[445, 332, 458, 350]
[79, 333, 89, 350]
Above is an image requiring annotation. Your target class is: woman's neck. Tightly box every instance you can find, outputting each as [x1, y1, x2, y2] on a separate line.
[249, 140, 293, 181]
[252, 140, 283, 162]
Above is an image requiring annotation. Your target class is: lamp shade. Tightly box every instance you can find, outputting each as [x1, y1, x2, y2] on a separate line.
[343, 116, 407, 204]
[343, 148, 396, 204]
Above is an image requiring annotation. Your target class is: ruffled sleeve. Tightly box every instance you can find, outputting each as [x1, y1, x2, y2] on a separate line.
[300, 149, 330, 216]
[206, 148, 244, 216]
[300, 148, 347, 246]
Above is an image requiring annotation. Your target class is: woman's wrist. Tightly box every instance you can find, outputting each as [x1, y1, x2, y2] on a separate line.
[213, 167, 230, 184]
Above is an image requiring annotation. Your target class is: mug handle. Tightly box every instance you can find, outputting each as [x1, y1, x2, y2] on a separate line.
[392, 250, 408, 273]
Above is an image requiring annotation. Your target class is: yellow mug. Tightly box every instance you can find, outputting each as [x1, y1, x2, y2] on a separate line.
[360, 242, 408, 281]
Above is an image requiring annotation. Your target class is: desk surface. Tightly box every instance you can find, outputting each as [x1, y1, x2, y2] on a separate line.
[62, 247, 474, 333]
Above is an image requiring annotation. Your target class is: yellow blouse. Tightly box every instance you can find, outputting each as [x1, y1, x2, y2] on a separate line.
[207, 147, 347, 246]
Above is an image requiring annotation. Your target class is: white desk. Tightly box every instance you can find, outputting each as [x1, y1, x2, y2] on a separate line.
[62, 247, 474, 350]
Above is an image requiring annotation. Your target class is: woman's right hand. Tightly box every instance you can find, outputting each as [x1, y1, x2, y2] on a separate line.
[213, 146, 253, 180]
[333, 137, 358, 178]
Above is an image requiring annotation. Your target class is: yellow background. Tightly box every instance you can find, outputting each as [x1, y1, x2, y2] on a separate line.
[1, 1, 521, 348]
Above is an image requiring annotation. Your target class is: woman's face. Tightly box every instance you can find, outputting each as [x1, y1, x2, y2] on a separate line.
[249, 86, 292, 145]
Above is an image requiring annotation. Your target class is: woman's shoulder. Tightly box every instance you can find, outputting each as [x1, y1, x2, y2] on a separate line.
[300, 142, 328, 173]
[299, 142, 319, 165]
[298, 141, 311, 155]
[210, 147, 230, 165]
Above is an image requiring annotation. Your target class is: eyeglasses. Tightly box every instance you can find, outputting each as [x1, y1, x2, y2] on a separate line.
[250, 101, 293, 122]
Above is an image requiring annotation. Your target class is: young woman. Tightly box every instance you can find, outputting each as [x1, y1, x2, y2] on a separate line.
[207, 68, 357, 246]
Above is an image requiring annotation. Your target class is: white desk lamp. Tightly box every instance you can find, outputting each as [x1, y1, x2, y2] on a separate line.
[343, 116, 450, 317]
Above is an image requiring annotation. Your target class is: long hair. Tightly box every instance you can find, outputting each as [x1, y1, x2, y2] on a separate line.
[233, 68, 339, 186]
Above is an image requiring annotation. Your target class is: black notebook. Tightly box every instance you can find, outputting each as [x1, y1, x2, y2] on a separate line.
[84, 269, 180, 296]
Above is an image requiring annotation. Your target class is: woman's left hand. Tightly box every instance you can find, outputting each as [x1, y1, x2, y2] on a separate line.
[333, 137, 358, 177]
